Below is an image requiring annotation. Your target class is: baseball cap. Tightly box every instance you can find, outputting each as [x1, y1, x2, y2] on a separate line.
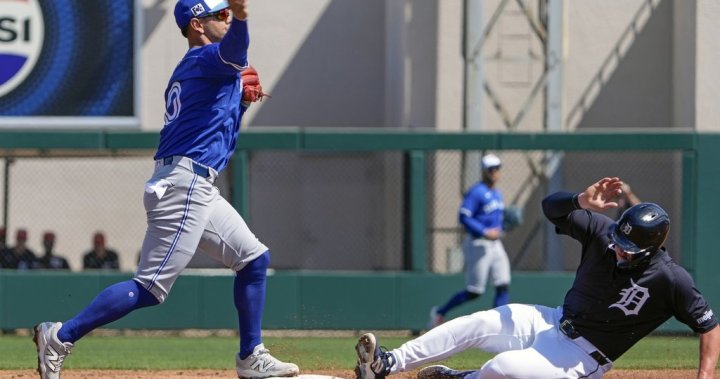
[174, 0, 229, 30]
[94, 232, 106, 246]
[43, 232, 56, 242]
[481, 154, 502, 171]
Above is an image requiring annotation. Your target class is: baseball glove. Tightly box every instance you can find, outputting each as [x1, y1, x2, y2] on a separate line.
[241, 65, 269, 103]
[503, 205, 524, 232]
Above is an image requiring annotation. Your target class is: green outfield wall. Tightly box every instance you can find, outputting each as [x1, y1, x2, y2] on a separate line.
[0, 270, 691, 332]
[0, 129, 717, 332]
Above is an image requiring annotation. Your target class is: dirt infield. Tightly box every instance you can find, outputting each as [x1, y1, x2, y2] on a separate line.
[1, 369, 715, 378]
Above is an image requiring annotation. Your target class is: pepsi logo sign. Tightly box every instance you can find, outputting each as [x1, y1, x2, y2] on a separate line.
[0, 0, 44, 97]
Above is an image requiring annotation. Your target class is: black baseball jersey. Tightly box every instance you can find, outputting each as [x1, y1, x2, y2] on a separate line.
[83, 249, 120, 270]
[33, 255, 70, 270]
[0, 247, 37, 269]
[543, 192, 718, 361]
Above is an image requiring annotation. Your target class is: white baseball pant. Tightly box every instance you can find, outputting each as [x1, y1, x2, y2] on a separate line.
[389, 304, 613, 378]
[134, 156, 268, 302]
[463, 237, 511, 294]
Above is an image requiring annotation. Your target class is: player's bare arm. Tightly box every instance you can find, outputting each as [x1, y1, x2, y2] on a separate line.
[229, 0, 248, 20]
[576, 176, 623, 211]
[697, 324, 720, 379]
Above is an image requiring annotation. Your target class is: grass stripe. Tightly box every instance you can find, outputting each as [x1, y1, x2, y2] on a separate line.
[0, 334, 703, 370]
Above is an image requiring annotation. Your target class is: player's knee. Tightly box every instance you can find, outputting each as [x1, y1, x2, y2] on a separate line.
[465, 290, 480, 300]
[137, 284, 162, 306]
[131, 278, 167, 304]
[235, 250, 270, 281]
[495, 285, 509, 293]
[246, 250, 269, 271]
[479, 354, 513, 378]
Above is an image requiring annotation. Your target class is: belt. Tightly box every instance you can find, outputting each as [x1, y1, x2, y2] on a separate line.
[559, 317, 611, 366]
[559, 317, 581, 339]
[157, 156, 211, 179]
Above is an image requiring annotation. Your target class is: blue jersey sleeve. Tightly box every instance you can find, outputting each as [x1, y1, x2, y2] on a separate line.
[191, 19, 249, 78]
[459, 187, 486, 237]
[217, 18, 249, 69]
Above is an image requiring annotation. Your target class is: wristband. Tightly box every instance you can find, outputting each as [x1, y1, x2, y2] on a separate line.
[572, 193, 582, 209]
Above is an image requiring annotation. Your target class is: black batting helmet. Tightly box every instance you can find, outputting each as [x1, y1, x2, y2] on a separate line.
[609, 203, 670, 268]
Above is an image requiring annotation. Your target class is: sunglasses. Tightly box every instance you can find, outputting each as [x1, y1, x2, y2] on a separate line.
[199, 8, 231, 22]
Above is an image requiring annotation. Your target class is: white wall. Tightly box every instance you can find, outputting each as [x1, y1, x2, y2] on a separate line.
[696, 0, 720, 131]
[7, 0, 720, 271]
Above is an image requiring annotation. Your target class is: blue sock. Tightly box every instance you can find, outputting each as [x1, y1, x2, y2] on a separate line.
[437, 290, 479, 315]
[57, 280, 159, 344]
[493, 285, 509, 308]
[235, 250, 269, 359]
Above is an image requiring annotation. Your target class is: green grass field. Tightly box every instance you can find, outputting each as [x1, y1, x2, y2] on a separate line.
[0, 333, 703, 370]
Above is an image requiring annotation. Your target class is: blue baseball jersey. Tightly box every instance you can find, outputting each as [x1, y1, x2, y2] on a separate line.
[155, 19, 250, 172]
[459, 182, 505, 238]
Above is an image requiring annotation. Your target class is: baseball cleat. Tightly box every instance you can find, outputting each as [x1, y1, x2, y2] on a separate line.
[33, 322, 74, 379]
[354, 333, 395, 379]
[236, 343, 299, 379]
[427, 306, 444, 330]
[417, 365, 474, 379]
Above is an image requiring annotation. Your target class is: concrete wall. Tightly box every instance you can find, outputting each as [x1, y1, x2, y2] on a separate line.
[3, 0, 720, 272]
[696, 0, 720, 131]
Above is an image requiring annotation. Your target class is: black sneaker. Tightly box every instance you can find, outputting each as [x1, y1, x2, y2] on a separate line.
[354, 333, 395, 379]
[417, 365, 474, 379]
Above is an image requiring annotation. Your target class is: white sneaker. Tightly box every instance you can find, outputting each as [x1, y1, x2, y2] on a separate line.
[236, 343, 299, 379]
[427, 306, 444, 329]
[33, 322, 74, 379]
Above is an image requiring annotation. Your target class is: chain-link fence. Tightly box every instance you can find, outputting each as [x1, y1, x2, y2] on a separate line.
[0, 155, 155, 271]
[427, 150, 683, 272]
[0, 148, 683, 273]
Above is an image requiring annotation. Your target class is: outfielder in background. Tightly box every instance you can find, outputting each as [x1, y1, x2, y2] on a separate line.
[33, 1, 299, 379]
[428, 154, 511, 329]
[356, 177, 720, 379]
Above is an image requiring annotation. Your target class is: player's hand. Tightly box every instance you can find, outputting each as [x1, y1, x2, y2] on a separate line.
[484, 228, 502, 241]
[241, 65, 269, 104]
[229, 0, 248, 20]
[577, 177, 623, 211]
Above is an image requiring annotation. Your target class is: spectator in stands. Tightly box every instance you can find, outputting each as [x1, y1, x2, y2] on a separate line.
[0, 226, 6, 252]
[0, 228, 37, 270]
[83, 231, 120, 270]
[0, 226, 8, 268]
[33, 231, 70, 270]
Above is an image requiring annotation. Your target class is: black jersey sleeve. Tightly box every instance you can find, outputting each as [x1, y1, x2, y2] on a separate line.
[542, 192, 614, 248]
[542, 192, 579, 220]
[669, 263, 719, 333]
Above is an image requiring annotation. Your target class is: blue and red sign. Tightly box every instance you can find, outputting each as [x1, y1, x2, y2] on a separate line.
[0, 0, 135, 123]
[0, 0, 44, 97]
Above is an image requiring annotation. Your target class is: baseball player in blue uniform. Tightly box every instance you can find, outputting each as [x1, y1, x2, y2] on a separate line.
[33, 1, 299, 378]
[428, 154, 510, 329]
[356, 177, 720, 379]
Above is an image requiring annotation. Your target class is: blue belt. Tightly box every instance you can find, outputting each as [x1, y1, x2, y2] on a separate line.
[159, 157, 210, 179]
